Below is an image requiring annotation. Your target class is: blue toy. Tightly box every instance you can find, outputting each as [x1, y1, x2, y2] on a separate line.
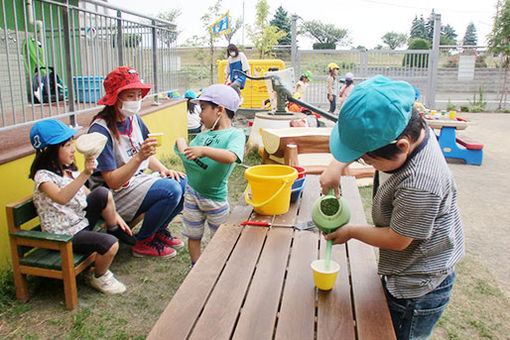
[436, 127, 483, 165]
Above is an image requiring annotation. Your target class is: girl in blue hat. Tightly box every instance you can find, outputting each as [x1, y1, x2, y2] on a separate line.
[29, 119, 128, 294]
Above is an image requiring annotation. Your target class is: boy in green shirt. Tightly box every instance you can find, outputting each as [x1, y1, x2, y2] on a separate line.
[175, 84, 245, 265]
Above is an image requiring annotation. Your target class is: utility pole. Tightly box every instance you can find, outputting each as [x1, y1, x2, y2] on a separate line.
[242, 1, 245, 46]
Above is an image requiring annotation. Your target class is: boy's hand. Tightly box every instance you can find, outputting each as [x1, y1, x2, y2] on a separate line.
[160, 169, 186, 182]
[183, 146, 207, 161]
[83, 156, 97, 176]
[324, 225, 352, 245]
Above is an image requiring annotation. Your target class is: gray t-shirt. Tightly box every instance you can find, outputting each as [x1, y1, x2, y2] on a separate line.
[372, 128, 465, 299]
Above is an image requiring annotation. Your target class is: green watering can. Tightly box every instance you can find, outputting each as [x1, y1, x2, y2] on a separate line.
[312, 188, 350, 269]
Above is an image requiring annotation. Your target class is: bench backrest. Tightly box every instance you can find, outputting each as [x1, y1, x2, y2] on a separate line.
[6, 196, 41, 256]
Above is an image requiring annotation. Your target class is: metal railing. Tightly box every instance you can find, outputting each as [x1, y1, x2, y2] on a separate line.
[296, 49, 432, 108]
[0, 0, 178, 132]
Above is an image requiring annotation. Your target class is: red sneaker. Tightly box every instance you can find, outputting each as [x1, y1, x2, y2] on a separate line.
[132, 235, 176, 258]
[156, 229, 185, 249]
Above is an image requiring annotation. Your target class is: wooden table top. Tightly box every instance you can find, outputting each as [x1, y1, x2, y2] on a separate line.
[148, 176, 395, 340]
[426, 119, 468, 130]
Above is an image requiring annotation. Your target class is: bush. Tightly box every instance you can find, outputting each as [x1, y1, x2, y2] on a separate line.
[443, 56, 459, 68]
[403, 38, 430, 68]
[460, 105, 470, 112]
[313, 42, 336, 50]
[446, 100, 457, 111]
[475, 55, 488, 68]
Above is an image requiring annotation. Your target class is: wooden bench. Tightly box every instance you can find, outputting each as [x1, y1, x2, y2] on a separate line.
[148, 175, 395, 339]
[5, 195, 145, 310]
[6, 196, 97, 309]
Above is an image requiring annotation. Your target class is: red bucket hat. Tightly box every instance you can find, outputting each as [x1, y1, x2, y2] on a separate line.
[97, 66, 153, 106]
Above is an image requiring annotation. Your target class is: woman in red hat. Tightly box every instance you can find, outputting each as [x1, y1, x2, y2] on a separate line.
[88, 66, 186, 258]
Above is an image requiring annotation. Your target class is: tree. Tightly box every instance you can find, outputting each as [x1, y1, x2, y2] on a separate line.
[248, 0, 287, 58]
[382, 32, 407, 49]
[425, 9, 436, 41]
[440, 24, 457, 45]
[270, 6, 291, 46]
[223, 17, 242, 45]
[299, 20, 349, 49]
[463, 22, 478, 45]
[410, 15, 427, 40]
[155, 9, 182, 44]
[488, 0, 510, 109]
[198, 0, 224, 84]
[403, 38, 430, 67]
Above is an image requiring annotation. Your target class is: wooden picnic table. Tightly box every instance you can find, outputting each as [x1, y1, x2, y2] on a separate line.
[148, 175, 396, 340]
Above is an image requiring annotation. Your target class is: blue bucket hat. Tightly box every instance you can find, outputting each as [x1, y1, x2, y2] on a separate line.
[329, 75, 415, 163]
[30, 119, 79, 150]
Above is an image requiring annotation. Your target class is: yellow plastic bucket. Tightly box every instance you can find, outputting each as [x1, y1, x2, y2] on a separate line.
[244, 165, 298, 215]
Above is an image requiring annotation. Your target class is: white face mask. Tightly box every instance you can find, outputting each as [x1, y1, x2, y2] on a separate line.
[119, 100, 142, 117]
[229, 52, 236, 57]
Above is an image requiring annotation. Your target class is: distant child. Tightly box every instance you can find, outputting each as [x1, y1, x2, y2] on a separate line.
[184, 90, 202, 134]
[327, 63, 340, 114]
[29, 119, 129, 294]
[175, 84, 245, 266]
[320, 75, 465, 339]
[295, 71, 312, 100]
[337, 72, 355, 111]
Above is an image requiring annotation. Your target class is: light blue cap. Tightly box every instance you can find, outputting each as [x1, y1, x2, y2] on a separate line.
[184, 90, 197, 99]
[192, 84, 240, 112]
[30, 119, 79, 150]
[329, 75, 415, 163]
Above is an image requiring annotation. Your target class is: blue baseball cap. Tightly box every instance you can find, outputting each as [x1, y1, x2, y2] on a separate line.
[30, 119, 79, 150]
[192, 84, 240, 112]
[329, 75, 415, 163]
[184, 90, 197, 99]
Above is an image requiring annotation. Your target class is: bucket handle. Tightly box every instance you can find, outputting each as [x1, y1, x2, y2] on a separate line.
[244, 179, 290, 208]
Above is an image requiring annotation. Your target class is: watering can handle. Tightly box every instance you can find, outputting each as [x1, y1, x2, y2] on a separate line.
[244, 180, 290, 208]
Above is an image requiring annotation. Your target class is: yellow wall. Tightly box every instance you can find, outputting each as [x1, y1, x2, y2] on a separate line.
[0, 101, 186, 268]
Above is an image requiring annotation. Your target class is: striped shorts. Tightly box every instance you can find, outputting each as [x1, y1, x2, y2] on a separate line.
[182, 184, 230, 239]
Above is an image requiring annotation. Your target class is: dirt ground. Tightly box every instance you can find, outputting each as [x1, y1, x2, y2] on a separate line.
[445, 112, 510, 298]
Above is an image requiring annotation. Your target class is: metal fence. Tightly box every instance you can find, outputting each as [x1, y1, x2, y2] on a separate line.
[0, 0, 178, 132]
[295, 49, 432, 108]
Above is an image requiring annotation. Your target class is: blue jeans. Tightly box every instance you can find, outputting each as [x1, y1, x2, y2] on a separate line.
[134, 177, 186, 241]
[383, 272, 455, 340]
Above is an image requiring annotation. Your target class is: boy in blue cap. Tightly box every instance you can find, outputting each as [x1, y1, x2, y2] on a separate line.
[175, 84, 245, 266]
[320, 75, 465, 339]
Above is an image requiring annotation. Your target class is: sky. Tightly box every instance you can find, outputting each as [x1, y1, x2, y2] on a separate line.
[108, 0, 498, 49]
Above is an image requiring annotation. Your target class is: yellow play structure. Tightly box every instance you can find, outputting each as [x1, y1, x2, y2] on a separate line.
[217, 59, 286, 109]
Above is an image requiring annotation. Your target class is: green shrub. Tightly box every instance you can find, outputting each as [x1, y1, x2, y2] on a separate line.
[468, 86, 487, 112]
[443, 56, 458, 68]
[475, 55, 488, 68]
[469, 105, 485, 113]
[460, 105, 470, 112]
[446, 100, 457, 111]
[403, 38, 430, 68]
[313, 42, 336, 50]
